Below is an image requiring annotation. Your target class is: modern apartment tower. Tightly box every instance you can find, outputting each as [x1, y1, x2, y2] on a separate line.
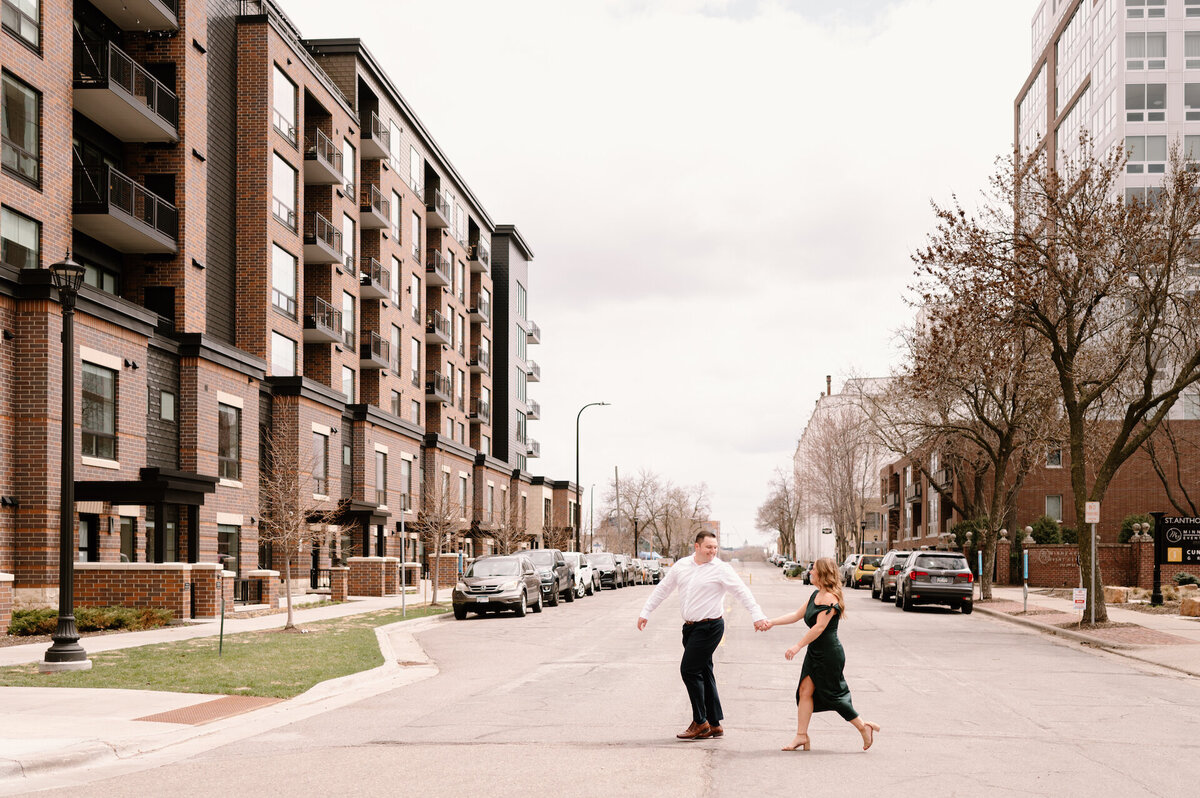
[0, 0, 571, 610]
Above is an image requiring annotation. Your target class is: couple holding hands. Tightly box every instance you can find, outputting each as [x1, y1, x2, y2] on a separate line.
[636, 531, 880, 751]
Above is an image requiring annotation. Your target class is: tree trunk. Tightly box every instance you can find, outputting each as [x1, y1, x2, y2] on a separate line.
[282, 552, 294, 630]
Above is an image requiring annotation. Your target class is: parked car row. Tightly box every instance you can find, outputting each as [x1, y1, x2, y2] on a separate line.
[452, 549, 665, 619]
[840, 553, 884, 589]
[868, 549, 974, 614]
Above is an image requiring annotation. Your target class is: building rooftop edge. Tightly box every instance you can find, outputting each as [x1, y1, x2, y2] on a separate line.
[493, 224, 535, 260]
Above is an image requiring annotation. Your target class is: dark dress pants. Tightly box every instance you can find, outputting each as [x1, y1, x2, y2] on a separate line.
[680, 618, 724, 725]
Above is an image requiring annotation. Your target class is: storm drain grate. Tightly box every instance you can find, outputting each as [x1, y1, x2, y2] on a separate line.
[134, 695, 281, 725]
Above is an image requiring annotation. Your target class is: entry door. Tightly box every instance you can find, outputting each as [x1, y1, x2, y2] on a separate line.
[78, 515, 99, 562]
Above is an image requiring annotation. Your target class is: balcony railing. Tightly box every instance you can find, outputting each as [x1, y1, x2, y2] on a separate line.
[904, 482, 922, 503]
[272, 108, 296, 145]
[425, 188, 451, 228]
[425, 370, 453, 404]
[72, 163, 178, 253]
[362, 110, 390, 160]
[426, 251, 451, 286]
[527, 399, 540, 420]
[359, 257, 390, 300]
[469, 346, 490, 374]
[931, 468, 951, 489]
[426, 309, 452, 346]
[303, 296, 342, 343]
[527, 360, 541, 382]
[469, 239, 490, 272]
[91, 0, 178, 31]
[884, 491, 900, 510]
[74, 40, 179, 142]
[360, 184, 389, 229]
[526, 438, 541, 458]
[360, 331, 390, 369]
[469, 293, 491, 324]
[469, 398, 491, 425]
[304, 128, 343, 184]
[303, 211, 342, 263]
[526, 321, 541, 344]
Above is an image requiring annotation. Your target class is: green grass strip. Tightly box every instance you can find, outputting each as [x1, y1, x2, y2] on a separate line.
[0, 606, 447, 699]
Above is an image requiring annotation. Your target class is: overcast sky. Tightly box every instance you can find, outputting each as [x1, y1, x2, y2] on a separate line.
[283, 0, 1034, 548]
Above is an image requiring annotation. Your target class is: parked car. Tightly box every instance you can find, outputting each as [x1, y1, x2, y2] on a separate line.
[643, 558, 663, 584]
[563, 551, 598, 597]
[839, 554, 859, 584]
[613, 554, 633, 588]
[801, 562, 816, 584]
[871, 550, 913, 601]
[849, 554, 884, 589]
[894, 551, 974, 613]
[630, 559, 649, 585]
[452, 554, 543, 619]
[525, 548, 575, 606]
[588, 552, 621, 589]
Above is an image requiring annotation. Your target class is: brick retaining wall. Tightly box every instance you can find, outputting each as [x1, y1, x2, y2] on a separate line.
[74, 563, 192, 619]
[0, 572, 12, 635]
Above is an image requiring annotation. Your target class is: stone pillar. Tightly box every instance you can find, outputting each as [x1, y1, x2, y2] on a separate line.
[383, 557, 400, 595]
[190, 563, 225, 619]
[348, 557, 388, 596]
[246, 569, 280, 606]
[995, 534, 1012, 585]
[401, 561, 420, 587]
[0, 573, 13, 636]
[1133, 535, 1155, 589]
[330, 567, 349, 602]
[433, 554, 464, 590]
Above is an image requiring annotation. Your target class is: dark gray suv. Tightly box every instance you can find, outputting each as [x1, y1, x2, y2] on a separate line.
[871, 550, 913, 601]
[894, 552, 974, 613]
[452, 555, 543, 619]
[526, 548, 575, 606]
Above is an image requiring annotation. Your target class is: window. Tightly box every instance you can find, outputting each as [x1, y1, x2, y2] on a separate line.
[516, 411, 527, 443]
[1190, 0, 1200, 17]
[0, 205, 38, 269]
[342, 366, 355, 403]
[1126, 83, 1166, 122]
[1046, 494, 1063, 521]
[343, 442, 351, 467]
[486, 485, 494, 521]
[411, 399, 420, 424]
[272, 153, 297, 228]
[160, 391, 175, 421]
[456, 368, 465, 409]
[400, 458, 412, 508]
[217, 524, 240, 573]
[481, 434, 490, 454]
[517, 282, 527, 319]
[390, 190, 402, 238]
[455, 313, 464, 355]
[342, 213, 355, 271]
[272, 65, 296, 144]
[411, 274, 421, 322]
[271, 244, 296, 315]
[409, 145, 422, 194]
[218, 403, 241, 481]
[1126, 136, 1166, 173]
[119, 516, 135, 563]
[390, 255, 402, 307]
[83, 261, 118, 294]
[341, 290, 356, 350]
[390, 389, 402, 416]
[82, 362, 116, 460]
[313, 432, 329, 495]
[1185, 393, 1200, 419]
[390, 324, 402, 374]
[410, 337, 420, 385]
[271, 332, 296, 376]
[2, 72, 39, 184]
[457, 422, 464, 443]
[1126, 32, 1165, 70]
[1187, 84, 1200, 121]
[517, 368, 527, 402]
[1127, 0, 1165, 18]
[517, 332, 527, 362]
[375, 450, 387, 506]
[445, 416, 453, 438]
[930, 451, 939, 473]
[1047, 447, 1063, 468]
[1189, 32, 1200, 69]
[388, 118, 402, 168]
[342, 137, 356, 194]
[411, 210, 421, 260]
[457, 259, 466, 302]
[2, 0, 38, 47]
[459, 475, 469, 514]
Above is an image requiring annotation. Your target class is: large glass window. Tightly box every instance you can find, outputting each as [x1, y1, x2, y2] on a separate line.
[390, 254, 402, 306]
[313, 432, 329, 495]
[0, 205, 38, 269]
[388, 118, 402, 168]
[375, 450, 387, 506]
[410, 210, 421, 260]
[82, 362, 116, 460]
[2, 72, 38, 184]
[217, 524, 240, 573]
[342, 137, 356, 194]
[218, 403, 241, 481]
[409, 145, 422, 193]
[272, 65, 296, 144]
[342, 290, 355, 350]
[1127, 0, 1165, 19]
[271, 332, 296, 376]
[1126, 83, 1166, 122]
[411, 274, 421, 322]
[1187, 84, 1200, 121]
[1188, 32, 1200, 69]
[342, 213, 355, 270]
[390, 190, 402, 239]
[1045, 495, 1063, 521]
[1126, 31, 1166, 70]
[400, 458, 412, 507]
[2, 0, 39, 48]
[391, 324, 402, 373]
[272, 153, 297, 228]
[342, 365, 355, 402]
[410, 337, 420, 385]
[1127, 136, 1167, 173]
[271, 244, 296, 315]
[517, 282, 527, 319]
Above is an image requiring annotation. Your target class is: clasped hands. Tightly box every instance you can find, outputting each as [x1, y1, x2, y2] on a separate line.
[755, 619, 804, 660]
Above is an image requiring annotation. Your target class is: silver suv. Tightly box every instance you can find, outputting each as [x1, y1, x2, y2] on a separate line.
[894, 552, 974, 614]
[871, 550, 913, 602]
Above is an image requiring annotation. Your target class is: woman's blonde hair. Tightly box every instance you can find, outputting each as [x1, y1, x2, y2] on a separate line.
[813, 557, 846, 616]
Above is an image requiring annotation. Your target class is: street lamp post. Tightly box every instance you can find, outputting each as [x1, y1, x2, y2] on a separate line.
[574, 401, 609, 553]
[41, 254, 91, 673]
[632, 514, 639, 560]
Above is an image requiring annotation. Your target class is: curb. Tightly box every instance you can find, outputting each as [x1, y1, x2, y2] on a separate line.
[973, 605, 1137, 649]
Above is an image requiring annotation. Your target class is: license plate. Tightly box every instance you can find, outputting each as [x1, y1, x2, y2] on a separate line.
[933, 577, 950, 584]
[475, 597, 489, 603]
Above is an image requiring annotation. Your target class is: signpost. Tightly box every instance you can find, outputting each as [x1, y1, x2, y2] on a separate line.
[1149, 513, 1200, 606]
[1073, 588, 1087, 613]
[1085, 502, 1100, 625]
[1022, 548, 1029, 613]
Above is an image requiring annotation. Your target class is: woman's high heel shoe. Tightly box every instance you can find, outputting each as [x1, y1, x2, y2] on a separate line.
[781, 734, 810, 751]
[861, 721, 880, 751]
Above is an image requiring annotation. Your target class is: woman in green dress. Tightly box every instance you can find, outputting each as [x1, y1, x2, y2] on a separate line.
[767, 557, 880, 751]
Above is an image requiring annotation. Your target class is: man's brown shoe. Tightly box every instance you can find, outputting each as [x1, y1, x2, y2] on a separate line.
[676, 722, 711, 740]
[703, 725, 723, 738]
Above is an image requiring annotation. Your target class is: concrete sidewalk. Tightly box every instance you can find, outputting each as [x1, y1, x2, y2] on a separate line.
[0, 591, 449, 794]
[977, 586, 1200, 677]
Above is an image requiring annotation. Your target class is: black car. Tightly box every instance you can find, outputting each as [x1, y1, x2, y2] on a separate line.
[526, 548, 575, 605]
[452, 555, 543, 619]
[588, 552, 621, 589]
[894, 552, 974, 613]
[613, 554, 632, 588]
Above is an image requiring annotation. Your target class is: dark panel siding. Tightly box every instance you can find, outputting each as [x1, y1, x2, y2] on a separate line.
[146, 344, 181, 469]
[491, 237, 511, 460]
[205, 0, 241, 344]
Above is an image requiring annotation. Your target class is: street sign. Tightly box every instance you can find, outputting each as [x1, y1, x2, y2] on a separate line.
[1073, 588, 1087, 610]
[1085, 502, 1100, 524]
[821, 528, 832, 534]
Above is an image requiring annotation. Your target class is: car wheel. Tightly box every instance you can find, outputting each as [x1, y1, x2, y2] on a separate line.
[514, 591, 527, 618]
[453, 605, 468, 620]
[586, 581, 594, 596]
[871, 583, 880, 599]
[962, 600, 974, 615]
[894, 586, 903, 608]
[901, 589, 913, 612]
[532, 591, 543, 613]
[548, 583, 559, 606]
[565, 581, 575, 602]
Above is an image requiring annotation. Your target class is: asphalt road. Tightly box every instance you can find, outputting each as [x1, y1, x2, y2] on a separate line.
[32, 562, 1200, 797]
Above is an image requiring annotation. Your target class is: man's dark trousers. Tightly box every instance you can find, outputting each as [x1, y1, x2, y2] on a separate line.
[680, 618, 724, 725]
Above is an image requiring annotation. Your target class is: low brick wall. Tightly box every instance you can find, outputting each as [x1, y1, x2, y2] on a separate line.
[190, 564, 225, 619]
[0, 572, 13, 636]
[330, 567, 349, 602]
[348, 557, 389, 597]
[247, 570, 280, 607]
[401, 561, 420, 587]
[74, 563, 192, 619]
[431, 554, 467, 589]
[383, 558, 400, 594]
[1026, 543, 1134, 588]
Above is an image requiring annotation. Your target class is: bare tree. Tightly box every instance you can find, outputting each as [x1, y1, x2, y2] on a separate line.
[491, 489, 529, 554]
[415, 453, 467, 605]
[1144, 423, 1200, 516]
[756, 468, 799, 561]
[258, 424, 337, 631]
[601, 469, 666, 556]
[659, 483, 711, 559]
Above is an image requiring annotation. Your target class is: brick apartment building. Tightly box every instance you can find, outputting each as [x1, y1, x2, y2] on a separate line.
[0, 0, 575, 610]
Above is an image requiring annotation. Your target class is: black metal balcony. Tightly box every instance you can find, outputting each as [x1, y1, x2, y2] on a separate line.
[359, 257, 390, 300]
[527, 360, 541, 382]
[362, 111, 390, 160]
[360, 184, 389, 229]
[425, 309, 452, 347]
[904, 482, 922, 503]
[425, 188, 451, 228]
[303, 211, 342, 263]
[469, 346, 490, 374]
[426, 251, 451, 287]
[304, 129, 343, 185]
[303, 296, 342, 343]
[74, 40, 178, 143]
[72, 164, 177, 254]
[469, 398, 491, 425]
[90, 0, 177, 31]
[527, 399, 540, 420]
[425, 370, 452, 404]
[360, 331, 390, 370]
[469, 293, 490, 324]
[526, 321, 541, 344]
[469, 239, 490, 273]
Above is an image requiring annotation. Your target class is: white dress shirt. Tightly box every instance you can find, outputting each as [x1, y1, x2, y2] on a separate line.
[639, 554, 766, 623]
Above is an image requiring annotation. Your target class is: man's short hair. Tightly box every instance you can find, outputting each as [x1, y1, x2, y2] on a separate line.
[695, 530, 717, 544]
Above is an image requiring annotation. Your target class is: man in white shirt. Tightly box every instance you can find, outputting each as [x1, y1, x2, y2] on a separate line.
[637, 530, 769, 740]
